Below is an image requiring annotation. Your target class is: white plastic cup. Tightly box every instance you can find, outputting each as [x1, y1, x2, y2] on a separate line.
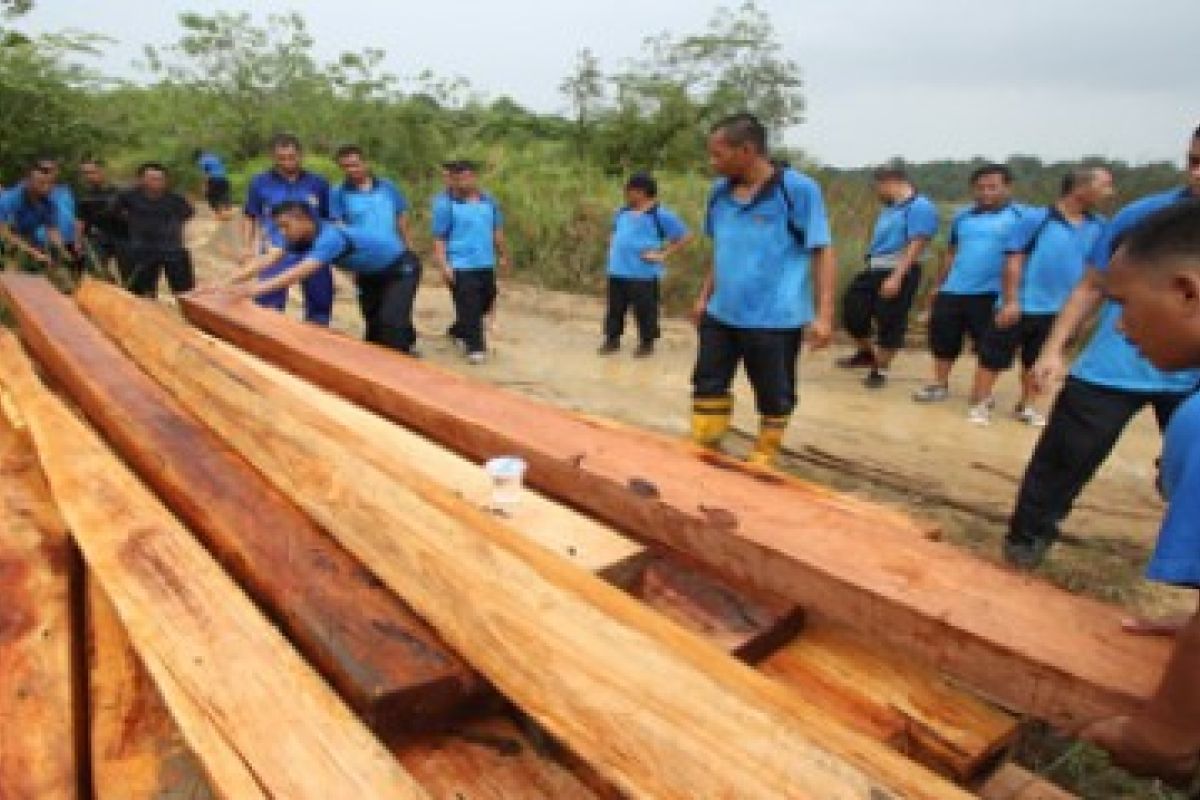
[484, 456, 527, 510]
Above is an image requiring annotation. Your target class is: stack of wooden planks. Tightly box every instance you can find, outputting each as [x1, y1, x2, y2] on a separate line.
[1, 273, 1152, 798]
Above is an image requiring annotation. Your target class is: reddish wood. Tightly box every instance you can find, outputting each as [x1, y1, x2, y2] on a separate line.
[179, 289, 1171, 730]
[0, 273, 484, 735]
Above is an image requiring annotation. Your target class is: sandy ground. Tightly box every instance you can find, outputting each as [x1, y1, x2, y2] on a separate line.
[191, 213, 1191, 616]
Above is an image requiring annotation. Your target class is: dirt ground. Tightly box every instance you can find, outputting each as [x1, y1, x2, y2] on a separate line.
[191, 213, 1191, 619]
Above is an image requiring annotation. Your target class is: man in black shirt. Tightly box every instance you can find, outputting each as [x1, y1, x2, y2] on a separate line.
[114, 162, 194, 298]
[76, 158, 129, 281]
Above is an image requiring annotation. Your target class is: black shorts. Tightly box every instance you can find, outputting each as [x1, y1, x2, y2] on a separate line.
[205, 177, 232, 210]
[125, 247, 195, 298]
[928, 292, 997, 360]
[841, 266, 922, 350]
[978, 313, 1056, 371]
[692, 314, 804, 417]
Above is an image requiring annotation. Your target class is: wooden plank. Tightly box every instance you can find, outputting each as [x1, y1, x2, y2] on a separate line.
[0, 274, 482, 735]
[0, 331, 428, 800]
[90, 282, 969, 800]
[762, 615, 1018, 783]
[976, 763, 1077, 800]
[394, 717, 604, 800]
[220, 338, 650, 588]
[86, 574, 215, 800]
[178, 289, 1172, 730]
[0, 414, 81, 800]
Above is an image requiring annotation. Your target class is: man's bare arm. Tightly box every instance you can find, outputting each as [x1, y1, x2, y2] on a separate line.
[1030, 269, 1105, 392]
[809, 245, 836, 349]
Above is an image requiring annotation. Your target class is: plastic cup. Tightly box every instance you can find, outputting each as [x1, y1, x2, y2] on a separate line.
[484, 456, 527, 510]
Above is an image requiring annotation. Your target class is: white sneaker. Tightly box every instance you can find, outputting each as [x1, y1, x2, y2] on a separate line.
[1016, 405, 1047, 427]
[967, 398, 994, 426]
[467, 351, 487, 365]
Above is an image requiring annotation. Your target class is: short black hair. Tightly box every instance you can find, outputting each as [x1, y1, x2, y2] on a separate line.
[969, 163, 1013, 185]
[624, 172, 658, 198]
[711, 113, 768, 154]
[1060, 165, 1109, 197]
[1193, 124, 1200, 140]
[334, 144, 363, 161]
[270, 200, 316, 220]
[447, 160, 479, 174]
[137, 162, 168, 177]
[1119, 199, 1200, 271]
[80, 156, 105, 168]
[269, 133, 302, 152]
[872, 165, 909, 183]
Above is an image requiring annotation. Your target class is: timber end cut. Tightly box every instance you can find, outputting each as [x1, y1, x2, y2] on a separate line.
[178, 289, 1172, 732]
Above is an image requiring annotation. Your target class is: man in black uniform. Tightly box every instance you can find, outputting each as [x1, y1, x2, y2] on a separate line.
[76, 158, 128, 281]
[114, 162, 195, 298]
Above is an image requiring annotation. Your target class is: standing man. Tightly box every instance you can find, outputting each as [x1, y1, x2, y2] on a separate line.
[222, 201, 412, 348]
[0, 162, 69, 272]
[114, 162, 195, 298]
[1003, 125, 1200, 569]
[194, 148, 233, 220]
[837, 166, 938, 388]
[242, 133, 333, 325]
[913, 164, 1025, 407]
[432, 160, 510, 364]
[965, 166, 1113, 426]
[690, 113, 835, 467]
[76, 157, 129, 281]
[599, 172, 692, 358]
[331, 144, 420, 354]
[1078, 200, 1200, 787]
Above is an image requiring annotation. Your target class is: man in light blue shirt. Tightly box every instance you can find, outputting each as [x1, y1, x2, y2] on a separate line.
[838, 165, 938, 389]
[914, 164, 1025, 404]
[599, 172, 692, 358]
[1004, 126, 1200, 569]
[193, 148, 233, 219]
[332, 145, 419, 354]
[967, 166, 1113, 426]
[432, 160, 510, 364]
[690, 113, 835, 467]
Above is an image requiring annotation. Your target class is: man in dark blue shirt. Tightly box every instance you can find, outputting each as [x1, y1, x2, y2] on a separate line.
[76, 157, 130, 282]
[600, 172, 692, 358]
[1079, 199, 1200, 788]
[838, 165, 938, 388]
[113, 162, 195, 298]
[1005, 126, 1200, 569]
[0, 163, 67, 270]
[242, 133, 333, 325]
[221, 201, 417, 354]
[690, 113, 835, 467]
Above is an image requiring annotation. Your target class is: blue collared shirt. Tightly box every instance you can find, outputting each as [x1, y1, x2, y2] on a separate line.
[867, 193, 938, 257]
[1005, 206, 1106, 314]
[704, 168, 832, 329]
[330, 177, 409, 252]
[244, 169, 330, 248]
[0, 184, 63, 245]
[197, 152, 227, 179]
[50, 185, 76, 243]
[941, 203, 1026, 295]
[1071, 187, 1200, 393]
[1148, 390, 1200, 587]
[294, 220, 404, 275]
[607, 203, 688, 280]
[432, 193, 503, 271]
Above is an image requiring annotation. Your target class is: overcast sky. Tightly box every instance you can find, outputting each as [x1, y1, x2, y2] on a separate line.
[14, 0, 1196, 167]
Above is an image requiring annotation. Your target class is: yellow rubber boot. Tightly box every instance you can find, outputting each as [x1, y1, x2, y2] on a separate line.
[746, 414, 790, 467]
[691, 396, 733, 448]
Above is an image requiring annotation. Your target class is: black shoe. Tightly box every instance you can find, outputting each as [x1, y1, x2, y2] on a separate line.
[633, 342, 654, 358]
[1002, 537, 1051, 570]
[863, 369, 887, 389]
[597, 339, 620, 355]
[836, 350, 876, 369]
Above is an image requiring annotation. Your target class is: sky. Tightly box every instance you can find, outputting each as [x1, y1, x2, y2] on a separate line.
[14, 0, 1196, 167]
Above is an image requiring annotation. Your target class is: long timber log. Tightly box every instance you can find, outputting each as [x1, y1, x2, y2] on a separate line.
[0, 273, 483, 735]
[0, 331, 427, 800]
[84, 281, 971, 799]
[178, 289, 1172, 730]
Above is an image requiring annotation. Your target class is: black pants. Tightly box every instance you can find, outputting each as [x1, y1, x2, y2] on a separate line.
[604, 276, 660, 344]
[357, 262, 421, 353]
[692, 314, 804, 416]
[842, 266, 921, 350]
[449, 269, 498, 354]
[929, 292, 998, 360]
[124, 247, 195, 298]
[978, 313, 1056, 372]
[86, 232, 130, 280]
[1009, 377, 1185, 546]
